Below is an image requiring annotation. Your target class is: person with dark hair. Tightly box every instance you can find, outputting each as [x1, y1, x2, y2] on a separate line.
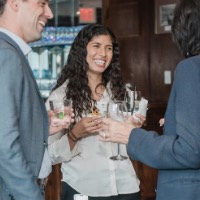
[99, 0, 200, 200]
[46, 24, 145, 200]
[0, 0, 72, 199]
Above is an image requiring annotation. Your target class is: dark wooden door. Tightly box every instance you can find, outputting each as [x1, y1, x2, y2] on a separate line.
[103, 0, 150, 97]
[45, 164, 62, 200]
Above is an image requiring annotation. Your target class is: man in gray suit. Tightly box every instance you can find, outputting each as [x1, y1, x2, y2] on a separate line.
[0, 0, 69, 199]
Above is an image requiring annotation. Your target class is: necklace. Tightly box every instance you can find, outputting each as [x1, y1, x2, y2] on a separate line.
[93, 85, 105, 101]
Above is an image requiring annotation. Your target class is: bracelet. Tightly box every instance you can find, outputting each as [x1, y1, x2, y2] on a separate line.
[70, 130, 79, 140]
[68, 130, 79, 142]
[68, 133, 77, 142]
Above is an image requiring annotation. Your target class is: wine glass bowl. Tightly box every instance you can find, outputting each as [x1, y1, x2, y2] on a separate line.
[107, 101, 128, 161]
[107, 101, 127, 121]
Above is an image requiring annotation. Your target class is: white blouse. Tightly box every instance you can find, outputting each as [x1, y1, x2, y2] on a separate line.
[46, 81, 140, 197]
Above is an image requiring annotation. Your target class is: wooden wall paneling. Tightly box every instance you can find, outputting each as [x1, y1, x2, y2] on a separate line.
[45, 164, 62, 200]
[119, 38, 148, 93]
[150, 34, 182, 103]
[103, 0, 140, 37]
[149, 0, 183, 104]
[132, 160, 158, 200]
[103, 0, 150, 98]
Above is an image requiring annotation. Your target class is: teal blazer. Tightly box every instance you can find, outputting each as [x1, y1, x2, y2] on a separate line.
[127, 55, 200, 200]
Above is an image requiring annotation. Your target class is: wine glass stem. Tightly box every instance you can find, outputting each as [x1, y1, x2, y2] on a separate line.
[117, 143, 120, 156]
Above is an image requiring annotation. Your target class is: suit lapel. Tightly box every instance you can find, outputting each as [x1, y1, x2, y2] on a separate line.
[0, 32, 48, 116]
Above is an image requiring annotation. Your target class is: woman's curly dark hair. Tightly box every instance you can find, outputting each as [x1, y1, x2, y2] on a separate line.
[171, 0, 200, 57]
[52, 24, 126, 118]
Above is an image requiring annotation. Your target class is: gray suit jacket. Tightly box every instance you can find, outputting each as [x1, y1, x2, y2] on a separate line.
[0, 32, 49, 199]
[127, 55, 200, 200]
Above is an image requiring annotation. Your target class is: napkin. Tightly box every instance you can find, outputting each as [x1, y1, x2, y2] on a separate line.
[133, 97, 148, 118]
[137, 98, 148, 116]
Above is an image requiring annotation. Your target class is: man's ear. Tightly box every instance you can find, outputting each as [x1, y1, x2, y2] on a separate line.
[7, 0, 19, 11]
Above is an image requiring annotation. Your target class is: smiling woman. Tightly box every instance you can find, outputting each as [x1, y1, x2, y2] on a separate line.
[86, 34, 113, 76]
[45, 24, 141, 200]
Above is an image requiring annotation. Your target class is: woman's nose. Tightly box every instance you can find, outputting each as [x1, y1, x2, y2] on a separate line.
[99, 48, 106, 56]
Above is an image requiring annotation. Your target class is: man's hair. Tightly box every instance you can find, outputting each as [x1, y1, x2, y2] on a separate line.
[0, 0, 7, 15]
[171, 0, 200, 57]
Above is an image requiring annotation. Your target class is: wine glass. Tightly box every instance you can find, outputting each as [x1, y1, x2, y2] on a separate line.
[107, 101, 128, 161]
[124, 91, 135, 114]
[124, 90, 142, 115]
[133, 91, 142, 113]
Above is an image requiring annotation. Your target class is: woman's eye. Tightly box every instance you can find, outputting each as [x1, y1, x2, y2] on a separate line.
[107, 47, 113, 51]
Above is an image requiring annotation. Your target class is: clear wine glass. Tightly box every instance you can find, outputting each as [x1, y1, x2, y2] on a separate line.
[124, 90, 142, 115]
[107, 101, 128, 161]
[132, 91, 142, 114]
[124, 91, 135, 114]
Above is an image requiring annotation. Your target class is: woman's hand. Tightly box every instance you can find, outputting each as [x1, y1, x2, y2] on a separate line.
[71, 116, 102, 139]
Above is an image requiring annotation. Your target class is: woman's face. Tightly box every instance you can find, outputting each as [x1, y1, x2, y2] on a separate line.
[86, 34, 113, 75]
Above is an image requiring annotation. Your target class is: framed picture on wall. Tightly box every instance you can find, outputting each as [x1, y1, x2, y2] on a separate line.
[155, 0, 176, 34]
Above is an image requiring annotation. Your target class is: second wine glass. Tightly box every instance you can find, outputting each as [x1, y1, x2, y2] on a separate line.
[124, 90, 142, 115]
[107, 101, 128, 161]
